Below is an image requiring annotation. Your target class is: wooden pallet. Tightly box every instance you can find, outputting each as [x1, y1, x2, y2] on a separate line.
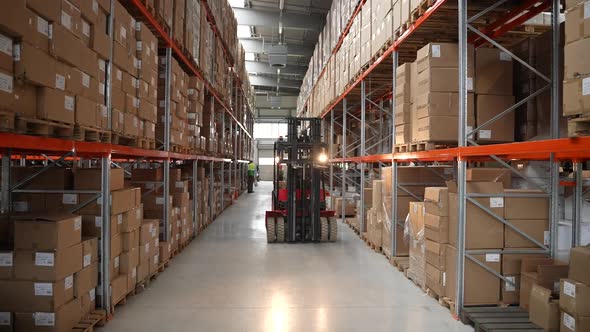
[407, 141, 457, 152]
[110, 287, 137, 314]
[71, 310, 107, 332]
[389, 256, 410, 272]
[0, 111, 16, 132]
[361, 232, 382, 253]
[134, 269, 161, 295]
[15, 117, 74, 138]
[112, 134, 156, 150]
[567, 114, 590, 137]
[461, 306, 542, 332]
[406, 268, 427, 292]
[73, 125, 112, 143]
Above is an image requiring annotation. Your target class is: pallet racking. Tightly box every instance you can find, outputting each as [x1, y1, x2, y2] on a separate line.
[0, 0, 254, 318]
[307, 0, 590, 319]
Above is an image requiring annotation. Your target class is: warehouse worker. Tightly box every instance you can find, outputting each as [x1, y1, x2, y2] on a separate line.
[248, 160, 257, 193]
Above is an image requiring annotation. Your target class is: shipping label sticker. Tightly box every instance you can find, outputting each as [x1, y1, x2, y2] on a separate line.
[13, 44, 21, 61]
[544, 231, 550, 245]
[442, 272, 446, 286]
[82, 73, 90, 88]
[145, 243, 150, 253]
[117, 214, 123, 225]
[0, 72, 13, 94]
[485, 253, 500, 262]
[37, 17, 49, 36]
[13, 201, 28, 212]
[34, 283, 53, 296]
[0, 253, 13, 266]
[62, 193, 78, 205]
[0, 34, 12, 56]
[490, 197, 504, 208]
[92, 0, 98, 14]
[563, 312, 575, 330]
[95, 216, 102, 227]
[116, 70, 122, 81]
[100, 105, 107, 116]
[0, 312, 10, 325]
[564, 280, 576, 298]
[504, 276, 516, 292]
[154, 255, 158, 264]
[35, 253, 55, 266]
[83, 21, 90, 37]
[431, 44, 441, 57]
[499, 52, 512, 61]
[466, 77, 473, 91]
[89, 288, 96, 301]
[479, 129, 492, 139]
[83, 254, 92, 267]
[64, 96, 75, 112]
[55, 74, 66, 90]
[34, 312, 55, 326]
[583, 77, 590, 96]
[61, 11, 72, 30]
[585, 1, 590, 19]
[64, 275, 73, 290]
[119, 26, 127, 40]
[98, 59, 105, 72]
[132, 267, 136, 278]
[114, 256, 119, 268]
[99, 82, 105, 95]
[75, 217, 81, 230]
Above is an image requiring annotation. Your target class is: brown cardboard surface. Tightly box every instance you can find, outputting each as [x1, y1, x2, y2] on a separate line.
[110, 274, 128, 306]
[504, 189, 549, 219]
[80, 288, 96, 317]
[74, 168, 124, 191]
[417, 67, 474, 95]
[564, 37, 590, 80]
[408, 202, 425, 240]
[122, 206, 142, 232]
[415, 116, 458, 142]
[13, 243, 82, 281]
[416, 42, 474, 73]
[37, 87, 76, 124]
[0, 277, 74, 312]
[120, 247, 138, 274]
[424, 187, 448, 216]
[448, 181, 504, 249]
[503, 254, 547, 275]
[425, 239, 446, 270]
[14, 297, 82, 332]
[529, 284, 560, 332]
[504, 219, 548, 248]
[560, 279, 590, 316]
[569, 246, 590, 285]
[159, 241, 171, 262]
[425, 262, 445, 297]
[14, 42, 56, 88]
[520, 260, 569, 309]
[563, 77, 590, 116]
[424, 213, 449, 243]
[560, 311, 590, 332]
[121, 229, 138, 252]
[466, 168, 512, 189]
[14, 214, 82, 250]
[565, 4, 590, 44]
[10, 167, 72, 190]
[475, 47, 513, 95]
[475, 95, 515, 143]
[73, 262, 97, 298]
[445, 245, 501, 305]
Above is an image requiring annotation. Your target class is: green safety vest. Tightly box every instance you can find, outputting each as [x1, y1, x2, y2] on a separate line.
[248, 163, 256, 176]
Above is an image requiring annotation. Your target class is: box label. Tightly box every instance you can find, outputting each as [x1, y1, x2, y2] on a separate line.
[82, 21, 90, 37]
[34, 283, 53, 296]
[490, 197, 504, 208]
[132, 267, 136, 278]
[89, 288, 96, 301]
[37, 17, 49, 37]
[82, 73, 90, 88]
[431, 44, 441, 58]
[114, 256, 119, 268]
[117, 214, 123, 225]
[136, 208, 142, 219]
[64, 96, 75, 112]
[0, 34, 10, 58]
[0, 253, 13, 266]
[35, 253, 55, 266]
[563, 312, 575, 330]
[145, 243, 150, 253]
[64, 275, 73, 290]
[564, 280, 576, 298]
[479, 129, 492, 139]
[95, 216, 102, 227]
[62, 193, 78, 204]
[136, 41, 142, 51]
[34, 312, 55, 326]
[504, 276, 516, 292]
[153, 255, 158, 264]
[55, 74, 66, 90]
[83, 253, 92, 267]
[61, 11, 72, 30]
[75, 217, 81, 230]
[0, 312, 10, 326]
[99, 82, 105, 96]
[544, 231, 550, 245]
[466, 77, 473, 91]
[485, 253, 500, 262]
[554, 281, 560, 293]
[583, 77, 590, 96]
[499, 52, 512, 61]
[0, 72, 13, 94]
[99, 59, 106, 72]
[119, 26, 127, 40]
[585, 1, 590, 19]
[92, 0, 99, 13]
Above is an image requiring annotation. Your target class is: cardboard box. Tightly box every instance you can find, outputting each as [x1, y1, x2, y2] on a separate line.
[475, 47, 513, 95]
[13, 298, 82, 332]
[564, 37, 590, 80]
[560, 279, 590, 316]
[504, 219, 549, 248]
[110, 255, 120, 279]
[565, 3, 590, 44]
[37, 87, 76, 124]
[417, 67, 474, 95]
[529, 284, 560, 332]
[561, 312, 590, 332]
[136, 262, 149, 282]
[14, 214, 82, 250]
[424, 187, 449, 216]
[138, 241, 152, 263]
[424, 212, 448, 243]
[414, 116, 458, 142]
[159, 241, 171, 263]
[74, 168, 124, 191]
[110, 274, 127, 305]
[425, 239, 446, 269]
[520, 259, 568, 309]
[140, 220, 158, 245]
[148, 252, 159, 275]
[466, 168, 512, 188]
[13, 243, 82, 281]
[121, 229, 138, 252]
[120, 246, 138, 274]
[475, 95, 515, 143]
[445, 245, 501, 305]
[80, 288, 96, 317]
[448, 181, 505, 249]
[416, 42, 474, 73]
[425, 262, 445, 297]
[504, 189, 549, 219]
[131, 168, 163, 181]
[563, 77, 590, 116]
[0, 278, 74, 311]
[569, 246, 590, 285]
[14, 42, 56, 88]
[74, 262, 98, 298]
[122, 206, 142, 232]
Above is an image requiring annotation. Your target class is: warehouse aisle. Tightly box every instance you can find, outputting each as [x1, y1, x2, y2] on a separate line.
[103, 182, 472, 332]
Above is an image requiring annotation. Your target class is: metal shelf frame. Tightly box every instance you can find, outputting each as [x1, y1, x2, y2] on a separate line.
[317, 0, 590, 319]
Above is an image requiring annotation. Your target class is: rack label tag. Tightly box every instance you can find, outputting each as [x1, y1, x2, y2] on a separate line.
[564, 280, 576, 298]
[490, 197, 504, 208]
[35, 253, 54, 266]
[479, 129, 492, 139]
[504, 276, 516, 291]
[0, 72, 13, 94]
[62, 193, 77, 205]
[0, 312, 10, 326]
[0, 253, 13, 266]
[485, 253, 500, 262]
[585, 1, 590, 19]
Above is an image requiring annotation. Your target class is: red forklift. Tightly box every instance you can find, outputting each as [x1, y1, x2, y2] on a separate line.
[265, 118, 337, 243]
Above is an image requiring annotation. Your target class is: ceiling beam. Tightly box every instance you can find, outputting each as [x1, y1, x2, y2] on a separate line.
[245, 61, 306, 76]
[239, 39, 314, 57]
[249, 75, 302, 89]
[232, 7, 324, 31]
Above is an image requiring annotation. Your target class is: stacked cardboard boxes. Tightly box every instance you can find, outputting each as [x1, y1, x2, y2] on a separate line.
[157, 56, 191, 149]
[0, 214, 97, 331]
[394, 62, 414, 144]
[563, 1, 590, 135]
[134, 22, 159, 143]
[423, 187, 449, 297]
[188, 77, 206, 152]
[407, 201, 426, 289]
[559, 247, 590, 332]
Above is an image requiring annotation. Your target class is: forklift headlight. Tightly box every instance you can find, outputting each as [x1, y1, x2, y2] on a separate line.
[318, 153, 328, 163]
[275, 156, 281, 164]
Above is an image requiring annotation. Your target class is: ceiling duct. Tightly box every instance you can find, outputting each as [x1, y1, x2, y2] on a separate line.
[267, 44, 288, 68]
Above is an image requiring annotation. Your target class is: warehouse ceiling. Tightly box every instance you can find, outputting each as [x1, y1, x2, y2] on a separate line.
[230, 0, 332, 99]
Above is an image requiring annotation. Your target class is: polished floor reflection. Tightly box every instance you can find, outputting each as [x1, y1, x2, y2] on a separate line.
[103, 181, 473, 332]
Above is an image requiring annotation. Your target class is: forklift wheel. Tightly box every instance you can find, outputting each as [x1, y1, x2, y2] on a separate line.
[276, 217, 285, 242]
[266, 216, 276, 243]
[320, 217, 329, 242]
[329, 217, 338, 242]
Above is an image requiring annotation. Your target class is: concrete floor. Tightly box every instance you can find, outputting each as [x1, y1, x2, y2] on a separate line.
[103, 181, 473, 332]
